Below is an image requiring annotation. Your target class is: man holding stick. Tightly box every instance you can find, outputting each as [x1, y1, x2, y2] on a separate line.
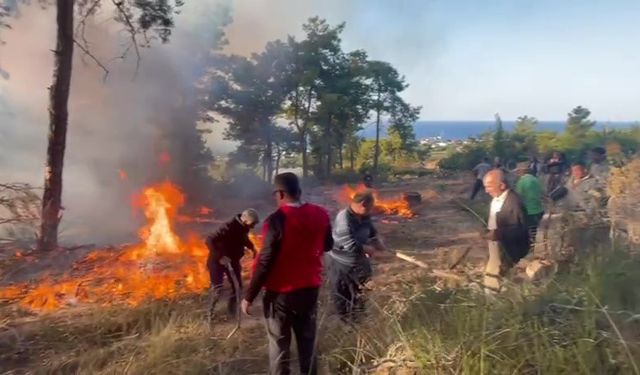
[483, 169, 530, 293]
[242, 173, 333, 375]
[205, 209, 259, 321]
[326, 190, 390, 322]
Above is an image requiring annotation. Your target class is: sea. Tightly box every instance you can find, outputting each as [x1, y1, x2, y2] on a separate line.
[360, 121, 637, 141]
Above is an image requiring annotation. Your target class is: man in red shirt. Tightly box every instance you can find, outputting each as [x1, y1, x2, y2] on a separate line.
[242, 172, 333, 375]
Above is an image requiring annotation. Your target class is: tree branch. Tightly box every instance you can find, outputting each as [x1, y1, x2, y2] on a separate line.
[73, 38, 109, 81]
[111, 0, 141, 78]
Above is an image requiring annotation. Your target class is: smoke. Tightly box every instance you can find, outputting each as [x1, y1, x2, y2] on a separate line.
[0, 2, 231, 245]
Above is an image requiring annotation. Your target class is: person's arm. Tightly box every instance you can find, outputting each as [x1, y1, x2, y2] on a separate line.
[244, 212, 284, 303]
[515, 179, 525, 198]
[324, 222, 334, 252]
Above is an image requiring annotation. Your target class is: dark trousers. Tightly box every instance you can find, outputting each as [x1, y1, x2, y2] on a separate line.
[470, 179, 484, 200]
[526, 212, 544, 250]
[207, 255, 242, 315]
[263, 287, 319, 375]
[327, 259, 370, 322]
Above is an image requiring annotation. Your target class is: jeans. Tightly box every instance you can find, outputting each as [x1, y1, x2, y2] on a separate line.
[207, 255, 242, 316]
[263, 287, 319, 375]
[326, 255, 371, 322]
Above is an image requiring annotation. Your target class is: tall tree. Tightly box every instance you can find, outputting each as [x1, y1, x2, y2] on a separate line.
[206, 41, 292, 182]
[365, 60, 407, 176]
[512, 115, 539, 157]
[283, 17, 345, 178]
[566, 105, 596, 137]
[492, 113, 507, 162]
[384, 98, 421, 163]
[3, 0, 186, 251]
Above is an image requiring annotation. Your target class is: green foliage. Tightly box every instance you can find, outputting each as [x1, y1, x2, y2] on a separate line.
[207, 16, 421, 180]
[438, 142, 489, 171]
[440, 106, 639, 170]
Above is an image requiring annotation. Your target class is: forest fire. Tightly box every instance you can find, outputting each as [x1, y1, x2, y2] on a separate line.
[0, 181, 260, 312]
[340, 184, 414, 218]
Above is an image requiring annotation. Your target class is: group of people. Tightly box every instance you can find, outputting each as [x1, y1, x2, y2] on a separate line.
[472, 147, 611, 292]
[205, 172, 389, 375]
[202, 148, 612, 374]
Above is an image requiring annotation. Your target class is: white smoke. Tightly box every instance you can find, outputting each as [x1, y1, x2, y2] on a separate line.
[0, 2, 232, 244]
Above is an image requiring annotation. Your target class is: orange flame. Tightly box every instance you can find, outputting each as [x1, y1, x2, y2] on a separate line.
[339, 184, 414, 218]
[0, 181, 211, 311]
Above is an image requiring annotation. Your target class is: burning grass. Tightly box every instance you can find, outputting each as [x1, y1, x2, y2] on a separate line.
[338, 184, 415, 218]
[3, 247, 640, 374]
[0, 181, 260, 313]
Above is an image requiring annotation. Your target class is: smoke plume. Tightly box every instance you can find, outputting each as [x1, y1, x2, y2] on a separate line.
[0, 2, 230, 245]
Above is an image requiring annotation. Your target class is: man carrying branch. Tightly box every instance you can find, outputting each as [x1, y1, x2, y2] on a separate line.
[482, 169, 530, 293]
[205, 209, 259, 320]
[326, 190, 390, 322]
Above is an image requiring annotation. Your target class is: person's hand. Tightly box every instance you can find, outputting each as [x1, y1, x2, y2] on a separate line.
[363, 245, 376, 258]
[241, 299, 252, 316]
[219, 256, 230, 266]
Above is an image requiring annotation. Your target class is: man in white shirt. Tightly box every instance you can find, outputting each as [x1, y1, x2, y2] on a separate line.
[483, 169, 530, 293]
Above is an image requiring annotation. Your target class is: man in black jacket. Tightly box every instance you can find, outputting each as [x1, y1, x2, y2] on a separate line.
[483, 169, 530, 293]
[205, 209, 259, 319]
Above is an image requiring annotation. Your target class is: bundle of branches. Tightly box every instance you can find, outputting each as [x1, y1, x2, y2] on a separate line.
[608, 157, 640, 246]
[0, 183, 41, 250]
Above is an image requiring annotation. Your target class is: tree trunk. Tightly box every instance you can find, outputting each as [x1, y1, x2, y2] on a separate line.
[349, 143, 355, 171]
[38, 0, 75, 252]
[275, 144, 281, 176]
[264, 121, 273, 183]
[300, 133, 308, 178]
[338, 140, 344, 169]
[373, 91, 381, 177]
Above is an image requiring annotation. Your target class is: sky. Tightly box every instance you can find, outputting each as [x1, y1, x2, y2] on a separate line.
[222, 0, 640, 121]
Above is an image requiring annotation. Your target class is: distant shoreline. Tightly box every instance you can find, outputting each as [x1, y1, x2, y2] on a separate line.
[360, 120, 638, 141]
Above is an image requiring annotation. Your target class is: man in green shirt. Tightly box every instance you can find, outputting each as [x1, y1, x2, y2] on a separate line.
[515, 162, 545, 248]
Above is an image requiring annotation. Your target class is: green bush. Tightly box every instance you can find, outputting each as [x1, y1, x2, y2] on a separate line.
[438, 144, 489, 171]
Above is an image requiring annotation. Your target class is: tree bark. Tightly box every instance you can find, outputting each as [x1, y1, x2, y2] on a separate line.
[300, 133, 308, 178]
[38, 0, 75, 252]
[349, 143, 355, 171]
[264, 120, 273, 183]
[373, 90, 381, 177]
[275, 144, 281, 176]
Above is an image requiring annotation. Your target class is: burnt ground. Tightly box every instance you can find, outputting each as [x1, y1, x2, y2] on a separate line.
[0, 175, 522, 373]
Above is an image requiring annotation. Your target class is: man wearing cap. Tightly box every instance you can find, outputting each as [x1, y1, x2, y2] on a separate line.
[205, 209, 259, 319]
[470, 157, 492, 200]
[243, 172, 333, 375]
[327, 190, 389, 321]
[515, 162, 545, 247]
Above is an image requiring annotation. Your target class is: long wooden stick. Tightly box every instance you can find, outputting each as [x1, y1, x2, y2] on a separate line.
[395, 252, 466, 281]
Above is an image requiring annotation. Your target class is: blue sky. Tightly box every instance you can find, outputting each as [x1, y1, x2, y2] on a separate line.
[223, 0, 640, 121]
